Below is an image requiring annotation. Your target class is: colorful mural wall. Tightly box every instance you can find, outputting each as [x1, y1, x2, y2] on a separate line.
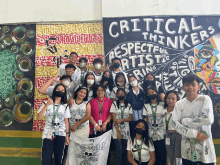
[103, 16, 220, 138]
[0, 24, 36, 130]
[33, 23, 103, 131]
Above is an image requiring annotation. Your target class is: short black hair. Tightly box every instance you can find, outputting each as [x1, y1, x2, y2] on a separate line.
[73, 86, 88, 101]
[112, 57, 121, 64]
[182, 74, 201, 85]
[60, 75, 72, 82]
[79, 57, 88, 63]
[93, 58, 103, 65]
[70, 52, 78, 57]
[164, 90, 180, 109]
[52, 84, 67, 104]
[65, 64, 76, 70]
[128, 74, 136, 82]
[146, 86, 159, 103]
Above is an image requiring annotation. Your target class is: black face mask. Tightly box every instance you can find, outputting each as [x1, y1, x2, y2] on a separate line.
[118, 96, 125, 101]
[103, 76, 109, 81]
[149, 94, 157, 100]
[55, 91, 65, 97]
[113, 63, 120, 69]
[145, 80, 154, 85]
[135, 127, 145, 135]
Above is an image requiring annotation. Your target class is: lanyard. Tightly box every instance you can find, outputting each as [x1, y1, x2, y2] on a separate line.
[150, 103, 158, 125]
[52, 103, 61, 127]
[165, 112, 172, 132]
[135, 138, 143, 165]
[120, 104, 125, 119]
[97, 100, 104, 116]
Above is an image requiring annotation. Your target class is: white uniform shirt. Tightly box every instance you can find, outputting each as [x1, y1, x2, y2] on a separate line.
[163, 110, 175, 131]
[80, 68, 92, 85]
[110, 86, 129, 99]
[58, 63, 81, 84]
[69, 100, 89, 128]
[46, 82, 78, 101]
[110, 102, 132, 139]
[127, 138, 155, 162]
[93, 72, 103, 85]
[172, 95, 216, 163]
[143, 102, 165, 141]
[37, 101, 71, 139]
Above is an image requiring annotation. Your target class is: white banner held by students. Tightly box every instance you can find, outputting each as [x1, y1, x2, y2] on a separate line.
[66, 130, 112, 165]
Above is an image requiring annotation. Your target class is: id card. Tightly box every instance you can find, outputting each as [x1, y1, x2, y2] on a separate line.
[166, 137, 170, 145]
[98, 119, 102, 125]
[46, 131, 53, 139]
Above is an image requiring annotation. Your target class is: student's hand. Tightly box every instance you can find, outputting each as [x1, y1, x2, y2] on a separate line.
[115, 119, 123, 124]
[105, 64, 110, 70]
[52, 75, 61, 82]
[196, 131, 208, 142]
[69, 98, 74, 107]
[132, 163, 138, 165]
[46, 99, 53, 106]
[65, 135, 69, 145]
[70, 123, 78, 132]
[117, 132, 121, 140]
[95, 124, 102, 132]
[102, 121, 107, 132]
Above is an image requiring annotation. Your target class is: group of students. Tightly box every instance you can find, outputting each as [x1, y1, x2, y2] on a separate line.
[37, 52, 216, 165]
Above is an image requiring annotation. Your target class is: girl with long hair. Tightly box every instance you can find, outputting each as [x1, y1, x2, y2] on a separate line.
[38, 84, 71, 165]
[99, 70, 114, 98]
[127, 119, 155, 165]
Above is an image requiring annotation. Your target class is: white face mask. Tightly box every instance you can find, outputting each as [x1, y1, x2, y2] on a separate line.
[94, 64, 101, 69]
[80, 62, 86, 68]
[130, 80, 138, 87]
[62, 80, 71, 87]
[87, 80, 94, 85]
[117, 82, 124, 86]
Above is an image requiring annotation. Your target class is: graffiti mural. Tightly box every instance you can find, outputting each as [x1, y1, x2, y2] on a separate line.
[103, 16, 220, 138]
[33, 23, 103, 131]
[0, 24, 36, 130]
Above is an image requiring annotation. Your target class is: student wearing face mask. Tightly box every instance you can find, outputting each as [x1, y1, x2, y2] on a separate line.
[127, 75, 145, 138]
[82, 72, 97, 101]
[38, 75, 78, 101]
[99, 70, 113, 98]
[57, 52, 81, 84]
[110, 57, 128, 86]
[142, 73, 164, 103]
[79, 57, 92, 85]
[92, 58, 103, 85]
[37, 84, 71, 165]
[110, 88, 132, 165]
[143, 86, 166, 165]
[110, 73, 129, 102]
[127, 119, 155, 165]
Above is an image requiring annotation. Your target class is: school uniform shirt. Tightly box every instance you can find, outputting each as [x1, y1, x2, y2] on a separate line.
[143, 102, 165, 141]
[163, 109, 175, 131]
[58, 63, 81, 84]
[111, 69, 129, 86]
[110, 102, 132, 139]
[69, 100, 89, 138]
[172, 95, 216, 164]
[79, 68, 92, 85]
[105, 86, 111, 98]
[89, 97, 112, 134]
[46, 82, 78, 101]
[127, 138, 155, 162]
[93, 72, 103, 85]
[37, 101, 71, 139]
[110, 86, 129, 100]
[87, 87, 94, 101]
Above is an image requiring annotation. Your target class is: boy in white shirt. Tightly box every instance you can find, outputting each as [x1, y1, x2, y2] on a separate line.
[172, 74, 216, 165]
[57, 52, 81, 83]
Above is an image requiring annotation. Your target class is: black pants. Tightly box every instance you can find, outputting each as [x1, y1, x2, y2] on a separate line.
[182, 158, 214, 165]
[153, 139, 166, 165]
[42, 136, 66, 165]
[134, 159, 149, 165]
